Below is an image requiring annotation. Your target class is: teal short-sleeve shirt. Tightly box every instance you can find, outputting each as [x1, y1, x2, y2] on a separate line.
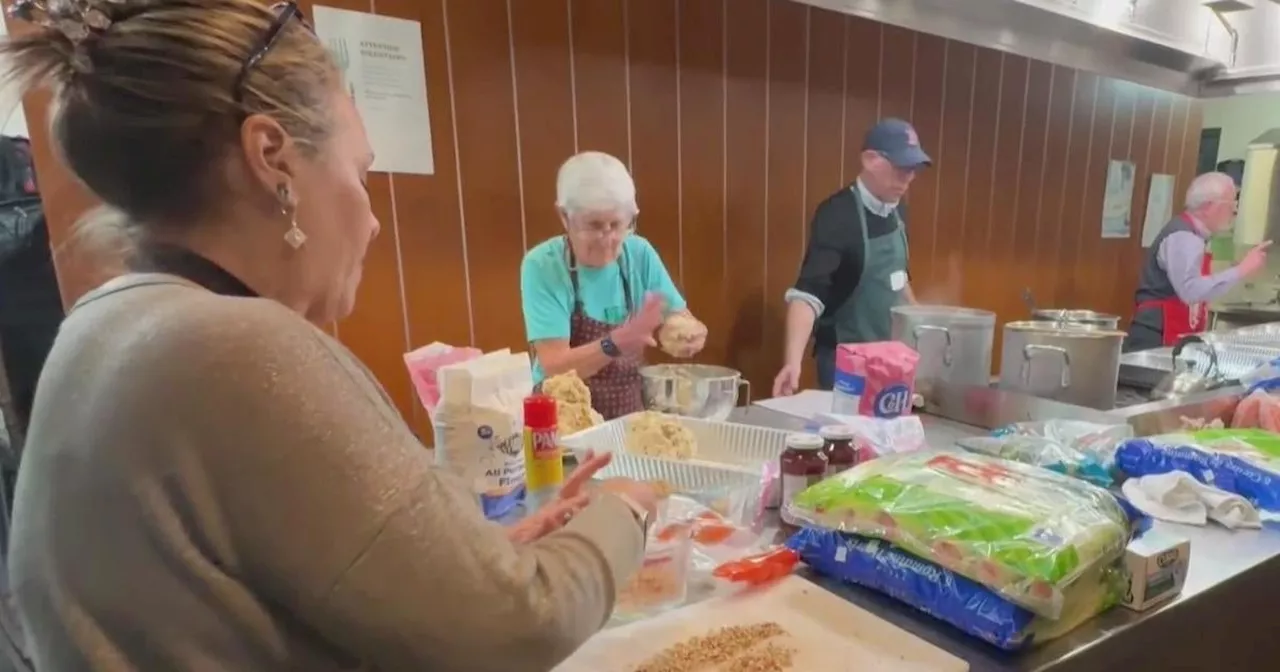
[520, 235, 686, 383]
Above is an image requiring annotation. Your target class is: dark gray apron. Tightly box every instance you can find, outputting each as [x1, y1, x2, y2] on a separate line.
[815, 189, 909, 389]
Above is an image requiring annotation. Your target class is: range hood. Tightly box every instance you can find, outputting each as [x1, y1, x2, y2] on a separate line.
[792, 0, 1236, 95]
[1200, 0, 1280, 95]
[1237, 129, 1280, 247]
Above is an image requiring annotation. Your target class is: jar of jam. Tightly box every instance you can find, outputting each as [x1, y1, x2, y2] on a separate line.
[780, 433, 827, 510]
[819, 425, 860, 477]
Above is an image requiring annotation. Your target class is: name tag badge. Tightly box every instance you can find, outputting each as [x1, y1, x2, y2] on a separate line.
[889, 270, 907, 291]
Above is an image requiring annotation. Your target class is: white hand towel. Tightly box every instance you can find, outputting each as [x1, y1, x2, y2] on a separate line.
[1121, 472, 1208, 526]
[1196, 485, 1263, 530]
[1121, 471, 1263, 530]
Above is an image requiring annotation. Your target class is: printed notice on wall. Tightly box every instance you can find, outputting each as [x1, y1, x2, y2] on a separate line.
[313, 6, 435, 175]
[1101, 159, 1136, 239]
[1141, 174, 1176, 248]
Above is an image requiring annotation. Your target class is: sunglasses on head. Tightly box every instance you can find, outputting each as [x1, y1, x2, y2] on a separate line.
[232, 1, 314, 103]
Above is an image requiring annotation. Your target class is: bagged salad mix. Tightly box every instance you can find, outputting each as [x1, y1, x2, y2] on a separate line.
[1116, 428, 1280, 512]
[785, 450, 1131, 618]
[786, 528, 1123, 650]
[957, 419, 1131, 487]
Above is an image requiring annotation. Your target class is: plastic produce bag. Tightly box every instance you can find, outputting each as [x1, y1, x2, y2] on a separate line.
[809, 412, 928, 456]
[785, 450, 1132, 618]
[956, 420, 1132, 487]
[403, 341, 483, 415]
[1235, 358, 1280, 431]
[1116, 429, 1280, 512]
[786, 528, 1122, 651]
[1231, 390, 1280, 432]
[656, 494, 775, 576]
[1239, 355, 1280, 393]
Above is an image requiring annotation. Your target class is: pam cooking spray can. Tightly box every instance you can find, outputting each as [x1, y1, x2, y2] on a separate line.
[522, 394, 564, 509]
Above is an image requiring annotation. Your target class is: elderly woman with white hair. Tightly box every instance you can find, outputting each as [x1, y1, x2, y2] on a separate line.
[521, 151, 707, 418]
[1126, 171, 1270, 351]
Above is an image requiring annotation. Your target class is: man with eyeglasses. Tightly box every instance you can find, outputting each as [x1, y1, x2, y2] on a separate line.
[1126, 171, 1270, 351]
[521, 151, 707, 419]
[773, 119, 930, 396]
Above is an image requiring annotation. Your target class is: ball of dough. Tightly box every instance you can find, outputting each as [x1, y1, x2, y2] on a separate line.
[542, 371, 605, 435]
[626, 412, 697, 460]
[658, 313, 707, 358]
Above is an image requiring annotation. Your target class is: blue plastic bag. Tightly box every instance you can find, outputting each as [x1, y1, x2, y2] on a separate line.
[1241, 356, 1280, 395]
[786, 527, 1038, 650]
[1116, 437, 1280, 512]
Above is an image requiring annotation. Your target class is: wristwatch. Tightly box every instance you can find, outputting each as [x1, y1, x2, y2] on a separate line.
[600, 335, 623, 358]
[613, 492, 652, 541]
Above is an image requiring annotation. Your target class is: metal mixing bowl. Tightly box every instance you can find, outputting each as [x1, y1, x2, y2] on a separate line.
[638, 364, 750, 421]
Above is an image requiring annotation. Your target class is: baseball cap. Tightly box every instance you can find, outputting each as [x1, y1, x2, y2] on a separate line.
[863, 118, 932, 169]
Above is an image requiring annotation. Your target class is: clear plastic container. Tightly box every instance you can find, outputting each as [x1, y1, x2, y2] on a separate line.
[612, 520, 693, 622]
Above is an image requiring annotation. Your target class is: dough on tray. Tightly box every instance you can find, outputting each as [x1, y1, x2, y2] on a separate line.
[542, 371, 604, 436]
[658, 312, 707, 358]
[626, 411, 697, 460]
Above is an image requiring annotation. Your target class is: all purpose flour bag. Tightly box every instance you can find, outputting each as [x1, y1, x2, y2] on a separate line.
[433, 349, 531, 519]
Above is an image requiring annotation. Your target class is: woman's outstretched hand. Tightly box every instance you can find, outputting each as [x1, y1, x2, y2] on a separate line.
[506, 450, 614, 544]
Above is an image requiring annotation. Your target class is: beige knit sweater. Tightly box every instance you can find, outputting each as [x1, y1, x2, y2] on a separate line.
[9, 274, 644, 671]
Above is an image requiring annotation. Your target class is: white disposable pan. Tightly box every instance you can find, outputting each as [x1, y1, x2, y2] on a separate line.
[563, 412, 792, 489]
[595, 452, 761, 493]
[563, 412, 792, 465]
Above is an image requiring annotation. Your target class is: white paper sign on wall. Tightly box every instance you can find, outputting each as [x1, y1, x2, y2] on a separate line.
[312, 6, 435, 175]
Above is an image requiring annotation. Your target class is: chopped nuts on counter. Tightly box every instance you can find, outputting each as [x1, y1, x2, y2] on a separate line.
[724, 642, 796, 672]
[632, 622, 792, 672]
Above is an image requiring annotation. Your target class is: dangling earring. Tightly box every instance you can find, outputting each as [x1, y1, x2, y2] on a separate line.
[278, 184, 307, 250]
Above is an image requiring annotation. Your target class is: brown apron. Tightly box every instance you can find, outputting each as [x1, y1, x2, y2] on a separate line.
[566, 239, 644, 419]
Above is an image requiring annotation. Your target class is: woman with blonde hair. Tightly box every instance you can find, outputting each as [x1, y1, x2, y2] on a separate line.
[2, 1, 657, 670]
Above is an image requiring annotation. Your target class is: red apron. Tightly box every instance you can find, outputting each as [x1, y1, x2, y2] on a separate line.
[1134, 215, 1212, 347]
[565, 239, 644, 420]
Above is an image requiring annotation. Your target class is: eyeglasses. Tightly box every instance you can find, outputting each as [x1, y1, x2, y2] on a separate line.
[574, 216, 637, 239]
[233, 1, 312, 104]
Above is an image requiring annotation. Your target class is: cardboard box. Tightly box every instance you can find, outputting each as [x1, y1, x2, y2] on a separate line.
[1120, 529, 1191, 611]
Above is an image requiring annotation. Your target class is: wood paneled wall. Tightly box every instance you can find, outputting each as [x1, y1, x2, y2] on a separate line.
[17, 0, 1203, 441]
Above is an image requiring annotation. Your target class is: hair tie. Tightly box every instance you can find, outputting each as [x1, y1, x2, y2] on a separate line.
[9, 0, 117, 43]
[9, 0, 122, 74]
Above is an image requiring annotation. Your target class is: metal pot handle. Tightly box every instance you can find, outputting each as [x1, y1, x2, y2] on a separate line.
[1021, 344, 1071, 389]
[912, 324, 953, 366]
[737, 378, 752, 406]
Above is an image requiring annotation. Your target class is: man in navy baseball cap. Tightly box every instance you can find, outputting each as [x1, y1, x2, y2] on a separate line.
[863, 117, 932, 195]
[773, 118, 931, 396]
[865, 118, 932, 165]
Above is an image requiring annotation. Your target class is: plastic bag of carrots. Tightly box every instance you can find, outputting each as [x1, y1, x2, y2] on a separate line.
[651, 495, 776, 577]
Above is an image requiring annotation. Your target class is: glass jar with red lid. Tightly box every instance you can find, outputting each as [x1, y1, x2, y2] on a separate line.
[780, 433, 827, 511]
[818, 425, 860, 478]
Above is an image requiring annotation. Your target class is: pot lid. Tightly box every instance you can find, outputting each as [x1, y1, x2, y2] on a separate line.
[891, 304, 996, 327]
[1005, 320, 1126, 337]
[1031, 309, 1120, 322]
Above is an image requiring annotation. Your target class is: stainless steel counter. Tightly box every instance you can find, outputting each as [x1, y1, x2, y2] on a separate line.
[727, 404, 1280, 671]
[1211, 302, 1280, 328]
